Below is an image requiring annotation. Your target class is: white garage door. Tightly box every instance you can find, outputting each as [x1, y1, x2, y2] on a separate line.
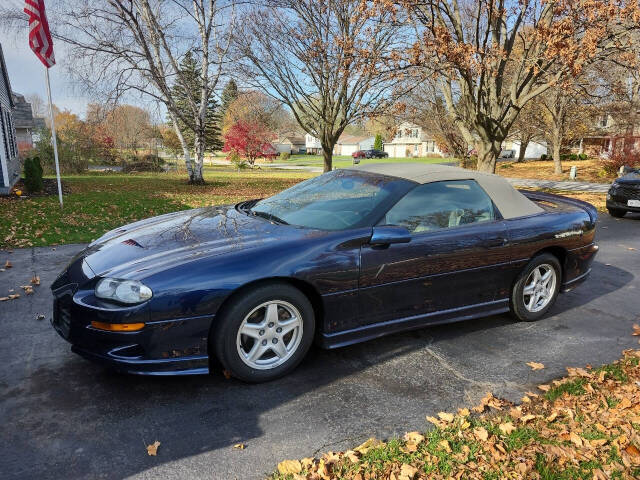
[340, 144, 358, 156]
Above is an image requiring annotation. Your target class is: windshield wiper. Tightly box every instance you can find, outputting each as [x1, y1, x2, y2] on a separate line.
[250, 210, 289, 225]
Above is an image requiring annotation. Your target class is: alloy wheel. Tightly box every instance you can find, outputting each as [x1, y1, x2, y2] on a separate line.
[522, 264, 557, 313]
[236, 300, 303, 370]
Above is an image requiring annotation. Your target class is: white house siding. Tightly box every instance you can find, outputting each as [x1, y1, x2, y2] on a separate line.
[507, 140, 548, 159]
[339, 144, 358, 156]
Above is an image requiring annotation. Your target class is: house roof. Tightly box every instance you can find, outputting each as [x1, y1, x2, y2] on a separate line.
[275, 131, 306, 145]
[0, 43, 15, 108]
[337, 134, 374, 145]
[346, 163, 543, 219]
[11, 92, 34, 129]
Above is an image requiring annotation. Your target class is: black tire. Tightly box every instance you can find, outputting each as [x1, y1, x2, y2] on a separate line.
[211, 283, 315, 383]
[607, 207, 627, 218]
[510, 253, 562, 322]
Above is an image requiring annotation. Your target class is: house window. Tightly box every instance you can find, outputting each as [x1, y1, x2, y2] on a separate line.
[7, 112, 16, 158]
[599, 115, 609, 128]
[0, 107, 9, 161]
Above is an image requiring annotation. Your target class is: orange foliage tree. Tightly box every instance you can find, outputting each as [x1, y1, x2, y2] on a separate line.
[380, 0, 640, 173]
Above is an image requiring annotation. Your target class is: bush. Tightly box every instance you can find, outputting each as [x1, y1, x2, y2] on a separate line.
[459, 155, 477, 169]
[228, 149, 248, 170]
[280, 151, 290, 161]
[122, 154, 165, 173]
[23, 156, 44, 193]
[600, 151, 640, 176]
[578, 153, 588, 160]
[540, 154, 547, 161]
[569, 153, 578, 161]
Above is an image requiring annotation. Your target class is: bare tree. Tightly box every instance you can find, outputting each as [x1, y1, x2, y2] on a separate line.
[235, 0, 409, 172]
[52, 0, 235, 183]
[392, 0, 640, 173]
[25, 93, 48, 118]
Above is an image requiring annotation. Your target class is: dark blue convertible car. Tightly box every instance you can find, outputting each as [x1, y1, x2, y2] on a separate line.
[52, 164, 598, 382]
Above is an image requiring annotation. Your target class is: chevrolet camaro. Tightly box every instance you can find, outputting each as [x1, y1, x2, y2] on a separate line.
[51, 164, 598, 382]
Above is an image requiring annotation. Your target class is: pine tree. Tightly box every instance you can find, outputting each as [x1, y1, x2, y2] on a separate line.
[220, 79, 239, 117]
[374, 133, 383, 151]
[168, 51, 223, 152]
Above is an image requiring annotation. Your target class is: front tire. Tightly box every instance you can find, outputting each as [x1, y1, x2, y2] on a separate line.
[510, 253, 561, 322]
[607, 207, 627, 218]
[212, 283, 315, 382]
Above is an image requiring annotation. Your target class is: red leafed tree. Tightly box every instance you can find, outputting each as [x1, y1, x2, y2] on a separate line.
[223, 121, 276, 166]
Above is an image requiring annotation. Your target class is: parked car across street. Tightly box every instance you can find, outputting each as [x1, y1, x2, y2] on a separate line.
[606, 167, 640, 217]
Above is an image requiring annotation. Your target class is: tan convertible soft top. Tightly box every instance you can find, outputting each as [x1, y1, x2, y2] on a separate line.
[347, 163, 543, 219]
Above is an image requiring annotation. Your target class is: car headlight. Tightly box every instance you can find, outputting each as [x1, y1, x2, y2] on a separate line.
[95, 278, 153, 304]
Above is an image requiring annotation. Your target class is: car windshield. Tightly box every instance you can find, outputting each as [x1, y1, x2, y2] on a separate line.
[244, 170, 412, 230]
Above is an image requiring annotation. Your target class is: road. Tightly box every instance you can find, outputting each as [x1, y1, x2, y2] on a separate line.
[1, 212, 638, 480]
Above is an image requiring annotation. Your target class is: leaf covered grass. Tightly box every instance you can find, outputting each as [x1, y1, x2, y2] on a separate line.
[0, 169, 311, 248]
[271, 349, 640, 479]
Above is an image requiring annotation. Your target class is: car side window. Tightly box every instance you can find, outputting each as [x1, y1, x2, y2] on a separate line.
[381, 180, 495, 233]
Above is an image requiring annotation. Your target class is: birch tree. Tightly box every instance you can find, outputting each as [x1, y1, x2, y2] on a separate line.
[54, 0, 235, 183]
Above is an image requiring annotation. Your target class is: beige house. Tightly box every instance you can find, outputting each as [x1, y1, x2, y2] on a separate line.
[273, 132, 306, 154]
[305, 133, 375, 156]
[333, 134, 375, 156]
[383, 122, 441, 158]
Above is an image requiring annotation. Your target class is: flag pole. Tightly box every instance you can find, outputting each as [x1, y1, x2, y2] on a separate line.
[44, 66, 63, 209]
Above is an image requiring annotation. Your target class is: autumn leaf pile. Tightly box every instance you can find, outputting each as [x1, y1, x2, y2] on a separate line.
[272, 349, 640, 480]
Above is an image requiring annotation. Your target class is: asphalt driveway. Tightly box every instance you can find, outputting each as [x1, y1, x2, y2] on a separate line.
[1, 213, 639, 480]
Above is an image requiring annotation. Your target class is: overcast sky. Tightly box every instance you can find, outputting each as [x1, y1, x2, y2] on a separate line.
[1, 0, 90, 116]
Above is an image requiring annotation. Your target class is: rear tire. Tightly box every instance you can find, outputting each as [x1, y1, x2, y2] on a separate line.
[510, 253, 561, 322]
[607, 207, 627, 218]
[212, 283, 315, 383]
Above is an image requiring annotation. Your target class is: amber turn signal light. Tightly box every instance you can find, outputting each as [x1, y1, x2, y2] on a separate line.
[91, 321, 145, 332]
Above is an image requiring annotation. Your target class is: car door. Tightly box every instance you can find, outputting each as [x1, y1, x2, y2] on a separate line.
[358, 179, 511, 326]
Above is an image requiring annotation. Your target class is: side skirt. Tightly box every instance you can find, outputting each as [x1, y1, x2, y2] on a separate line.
[317, 299, 510, 349]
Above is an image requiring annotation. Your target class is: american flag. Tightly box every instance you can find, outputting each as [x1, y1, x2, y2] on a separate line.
[24, 0, 56, 68]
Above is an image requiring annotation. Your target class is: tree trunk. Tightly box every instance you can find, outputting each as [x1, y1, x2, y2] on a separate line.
[169, 112, 196, 180]
[475, 140, 501, 173]
[552, 141, 562, 175]
[516, 139, 529, 163]
[191, 134, 206, 184]
[321, 144, 333, 172]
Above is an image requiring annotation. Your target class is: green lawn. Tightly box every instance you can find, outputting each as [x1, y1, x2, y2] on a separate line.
[266, 154, 455, 169]
[0, 168, 312, 248]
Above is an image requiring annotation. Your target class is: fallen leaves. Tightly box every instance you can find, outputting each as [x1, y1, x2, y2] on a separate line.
[146, 441, 160, 456]
[498, 422, 516, 435]
[472, 392, 506, 413]
[473, 426, 489, 442]
[4, 260, 12, 268]
[633, 324, 640, 336]
[233, 443, 245, 450]
[30, 275, 40, 286]
[526, 361, 545, 370]
[270, 349, 640, 480]
[277, 460, 302, 475]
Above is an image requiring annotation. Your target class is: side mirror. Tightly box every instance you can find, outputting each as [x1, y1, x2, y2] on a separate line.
[369, 226, 411, 246]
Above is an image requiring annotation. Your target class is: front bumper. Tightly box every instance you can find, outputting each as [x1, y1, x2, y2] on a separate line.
[606, 197, 640, 212]
[607, 184, 640, 212]
[51, 259, 213, 376]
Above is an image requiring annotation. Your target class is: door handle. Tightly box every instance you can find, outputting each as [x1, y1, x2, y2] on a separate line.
[487, 238, 508, 247]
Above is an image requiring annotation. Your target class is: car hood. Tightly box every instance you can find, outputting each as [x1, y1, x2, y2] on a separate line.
[80, 205, 290, 278]
[616, 171, 640, 185]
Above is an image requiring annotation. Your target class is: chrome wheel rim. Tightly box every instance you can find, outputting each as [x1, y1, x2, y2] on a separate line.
[523, 264, 557, 313]
[236, 300, 303, 370]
